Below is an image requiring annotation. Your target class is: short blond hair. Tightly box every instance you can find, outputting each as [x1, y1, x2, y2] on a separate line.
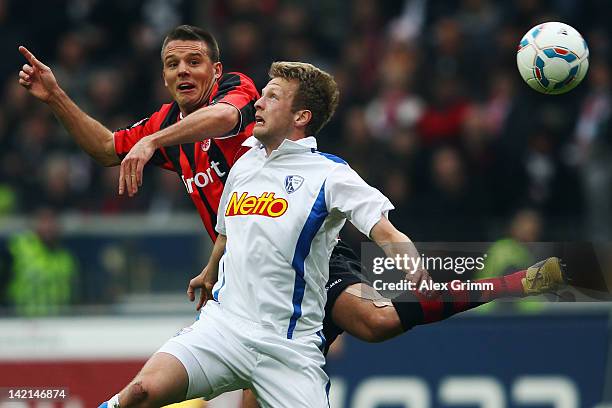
[269, 61, 339, 136]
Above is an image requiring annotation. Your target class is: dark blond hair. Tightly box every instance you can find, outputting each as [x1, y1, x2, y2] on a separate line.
[269, 61, 339, 136]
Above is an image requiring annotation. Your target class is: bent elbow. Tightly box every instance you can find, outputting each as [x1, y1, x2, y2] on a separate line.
[213, 103, 241, 135]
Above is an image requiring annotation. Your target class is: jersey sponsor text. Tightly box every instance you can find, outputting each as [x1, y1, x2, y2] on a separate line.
[225, 192, 288, 218]
[181, 160, 226, 193]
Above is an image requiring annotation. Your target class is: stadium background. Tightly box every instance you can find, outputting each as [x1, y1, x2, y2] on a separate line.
[0, 0, 611, 407]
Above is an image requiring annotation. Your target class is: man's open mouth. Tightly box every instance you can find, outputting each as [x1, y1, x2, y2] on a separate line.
[177, 83, 196, 92]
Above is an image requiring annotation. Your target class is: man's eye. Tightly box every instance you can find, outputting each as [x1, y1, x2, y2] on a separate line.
[190, 60, 200, 65]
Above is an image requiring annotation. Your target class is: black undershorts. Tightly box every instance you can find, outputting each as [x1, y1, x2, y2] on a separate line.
[321, 240, 369, 354]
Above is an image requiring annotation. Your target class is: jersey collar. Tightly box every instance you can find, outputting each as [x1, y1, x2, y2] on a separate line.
[242, 136, 317, 153]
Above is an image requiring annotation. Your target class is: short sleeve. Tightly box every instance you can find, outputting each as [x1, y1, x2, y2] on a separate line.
[324, 164, 394, 237]
[113, 105, 174, 170]
[211, 73, 259, 139]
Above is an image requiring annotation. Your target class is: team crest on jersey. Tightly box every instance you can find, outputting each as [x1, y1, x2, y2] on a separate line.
[284, 175, 304, 194]
[175, 326, 193, 337]
[201, 139, 211, 152]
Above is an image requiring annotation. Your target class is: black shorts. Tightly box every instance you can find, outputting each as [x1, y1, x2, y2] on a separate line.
[321, 240, 369, 354]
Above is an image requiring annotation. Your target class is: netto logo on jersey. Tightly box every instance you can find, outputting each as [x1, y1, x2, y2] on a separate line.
[226, 192, 288, 218]
[181, 161, 226, 193]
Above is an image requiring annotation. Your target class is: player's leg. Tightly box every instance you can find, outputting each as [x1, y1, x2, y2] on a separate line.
[251, 332, 329, 408]
[331, 266, 533, 342]
[99, 352, 189, 408]
[390, 257, 565, 330]
[99, 302, 253, 407]
[330, 284, 402, 343]
[330, 254, 565, 342]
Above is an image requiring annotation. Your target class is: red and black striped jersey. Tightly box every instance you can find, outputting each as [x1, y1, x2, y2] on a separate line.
[114, 72, 259, 240]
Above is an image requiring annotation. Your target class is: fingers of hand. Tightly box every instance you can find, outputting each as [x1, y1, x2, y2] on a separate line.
[22, 64, 34, 75]
[204, 283, 214, 301]
[127, 165, 136, 196]
[121, 159, 137, 196]
[122, 160, 131, 195]
[197, 289, 207, 310]
[136, 160, 144, 187]
[409, 269, 428, 295]
[19, 70, 30, 82]
[118, 161, 125, 195]
[188, 276, 204, 300]
[406, 269, 421, 284]
[187, 284, 195, 301]
[18, 46, 34, 62]
[131, 173, 138, 195]
[18, 77, 31, 88]
[128, 160, 139, 195]
[18, 46, 44, 69]
[419, 272, 436, 298]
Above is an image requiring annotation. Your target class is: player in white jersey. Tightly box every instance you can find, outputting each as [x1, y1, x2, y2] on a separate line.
[98, 61, 565, 408]
[98, 61, 431, 408]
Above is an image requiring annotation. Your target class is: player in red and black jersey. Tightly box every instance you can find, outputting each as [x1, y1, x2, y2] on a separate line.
[114, 70, 257, 239]
[19, 25, 565, 408]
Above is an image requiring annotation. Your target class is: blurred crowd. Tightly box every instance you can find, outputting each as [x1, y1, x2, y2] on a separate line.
[1, 0, 611, 244]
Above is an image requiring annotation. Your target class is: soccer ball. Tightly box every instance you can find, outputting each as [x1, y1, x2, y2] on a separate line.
[516, 22, 589, 94]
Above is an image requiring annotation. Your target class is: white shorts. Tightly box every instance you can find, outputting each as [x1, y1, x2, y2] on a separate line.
[157, 301, 330, 408]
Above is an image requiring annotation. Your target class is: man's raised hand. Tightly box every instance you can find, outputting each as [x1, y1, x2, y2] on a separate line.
[118, 136, 155, 196]
[18, 46, 60, 102]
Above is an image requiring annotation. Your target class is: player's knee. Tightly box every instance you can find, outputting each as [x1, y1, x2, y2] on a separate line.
[122, 381, 152, 408]
[362, 308, 402, 343]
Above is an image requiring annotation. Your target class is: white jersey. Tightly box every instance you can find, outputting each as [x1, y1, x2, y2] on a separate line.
[213, 136, 393, 339]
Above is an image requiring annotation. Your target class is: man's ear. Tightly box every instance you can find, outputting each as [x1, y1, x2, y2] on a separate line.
[162, 70, 168, 87]
[213, 62, 223, 80]
[294, 110, 312, 130]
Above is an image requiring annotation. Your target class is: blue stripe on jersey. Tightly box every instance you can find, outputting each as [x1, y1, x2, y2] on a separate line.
[212, 255, 226, 302]
[325, 380, 331, 407]
[287, 182, 328, 339]
[316, 151, 347, 165]
[316, 330, 327, 352]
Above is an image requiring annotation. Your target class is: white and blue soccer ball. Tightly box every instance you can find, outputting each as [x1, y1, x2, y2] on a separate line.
[516, 22, 589, 94]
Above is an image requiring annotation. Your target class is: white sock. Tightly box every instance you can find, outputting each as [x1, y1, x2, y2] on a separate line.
[108, 394, 121, 408]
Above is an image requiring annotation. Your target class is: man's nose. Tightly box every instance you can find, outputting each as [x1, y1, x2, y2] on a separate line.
[178, 61, 190, 76]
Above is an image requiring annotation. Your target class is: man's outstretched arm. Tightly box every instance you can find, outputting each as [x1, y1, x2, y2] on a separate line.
[18, 46, 119, 167]
[118, 103, 239, 196]
[370, 216, 432, 291]
[148, 103, 239, 147]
